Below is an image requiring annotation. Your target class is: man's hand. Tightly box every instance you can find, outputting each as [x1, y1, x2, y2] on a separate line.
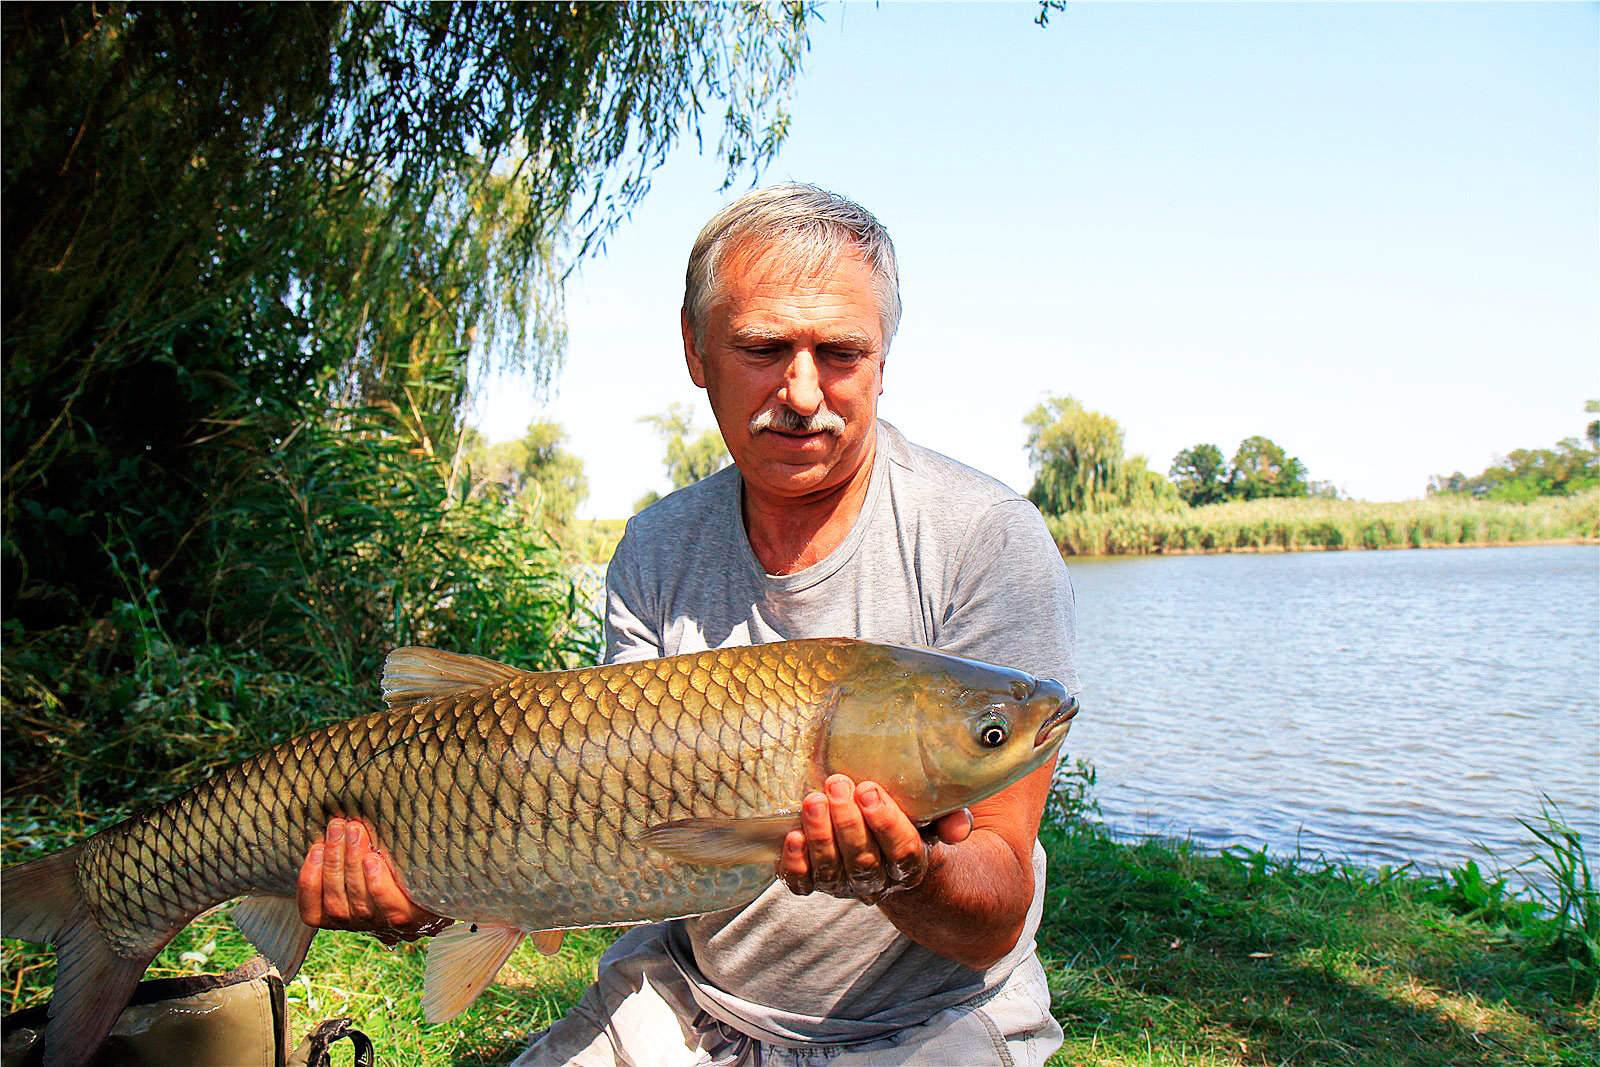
[777, 774, 973, 904]
[296, 817, 450, 944]
[777, 760, 1057, 970]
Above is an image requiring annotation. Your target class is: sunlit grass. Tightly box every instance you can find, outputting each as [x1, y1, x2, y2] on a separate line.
[1044, 490, 1600, 556]
[1038, 821, 1598, 1066]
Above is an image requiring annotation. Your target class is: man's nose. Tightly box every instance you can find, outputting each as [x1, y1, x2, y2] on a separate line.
[779, 350, 823, 416]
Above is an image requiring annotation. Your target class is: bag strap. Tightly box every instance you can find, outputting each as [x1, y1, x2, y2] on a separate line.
[287, 1017, 376, 1067]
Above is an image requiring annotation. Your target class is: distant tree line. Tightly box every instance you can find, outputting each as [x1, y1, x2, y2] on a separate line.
[1022, 396, 1329, 516]
[1169, 438, 1337, 506]
[1428, 401, 1600, 502]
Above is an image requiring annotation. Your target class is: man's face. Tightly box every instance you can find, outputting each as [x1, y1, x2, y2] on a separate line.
[684, 243, 885, 503]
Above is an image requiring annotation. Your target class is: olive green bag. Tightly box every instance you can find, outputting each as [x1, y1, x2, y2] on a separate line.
[1, 958, 374, 1067]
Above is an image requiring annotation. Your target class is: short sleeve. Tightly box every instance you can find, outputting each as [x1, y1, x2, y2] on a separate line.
[936, 499, 1079, 695]
[603, 519, 664, 665]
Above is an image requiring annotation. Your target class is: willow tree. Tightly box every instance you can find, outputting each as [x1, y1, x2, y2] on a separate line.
[3, 3, 812, 639]
[1024, 396, 1178, 515]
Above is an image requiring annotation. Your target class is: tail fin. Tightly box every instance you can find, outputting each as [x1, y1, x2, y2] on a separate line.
[3, 847, 154, 1067]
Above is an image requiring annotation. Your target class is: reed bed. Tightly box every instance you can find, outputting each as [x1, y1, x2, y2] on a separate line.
[1045, 490, 1600, 557]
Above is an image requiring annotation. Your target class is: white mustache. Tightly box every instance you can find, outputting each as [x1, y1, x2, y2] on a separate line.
[749, 404, 846, 437]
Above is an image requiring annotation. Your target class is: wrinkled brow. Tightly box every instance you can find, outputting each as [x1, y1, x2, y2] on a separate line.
[729, 325, 876, 349]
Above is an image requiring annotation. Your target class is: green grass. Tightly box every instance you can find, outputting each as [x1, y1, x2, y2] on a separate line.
[1044, 491, 1600, 556]
[1037, 823, 1597, 1066]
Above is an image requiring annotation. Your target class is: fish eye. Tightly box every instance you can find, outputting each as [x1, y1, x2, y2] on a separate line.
[976, 713, 1010, 748]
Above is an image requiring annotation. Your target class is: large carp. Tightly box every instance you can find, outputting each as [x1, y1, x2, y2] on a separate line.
[2, 637, 1077, 1067]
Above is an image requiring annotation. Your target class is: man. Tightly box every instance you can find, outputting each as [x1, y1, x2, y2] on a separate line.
[299, 184, 1079, 1065]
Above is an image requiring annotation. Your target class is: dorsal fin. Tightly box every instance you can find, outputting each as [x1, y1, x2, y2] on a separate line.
[382, 647, 525, 708]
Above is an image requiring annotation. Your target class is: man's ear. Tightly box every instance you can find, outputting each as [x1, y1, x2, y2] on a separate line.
[682, 308, 707, 388]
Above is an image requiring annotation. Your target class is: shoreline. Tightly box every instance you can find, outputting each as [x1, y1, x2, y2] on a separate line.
[1064, 535, 1600, 559]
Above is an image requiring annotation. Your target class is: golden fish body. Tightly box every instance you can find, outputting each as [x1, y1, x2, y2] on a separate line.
[3, 637, 1076, 1067]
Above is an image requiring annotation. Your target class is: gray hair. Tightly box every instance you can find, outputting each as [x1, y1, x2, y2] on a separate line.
[683, 183, 902, 353]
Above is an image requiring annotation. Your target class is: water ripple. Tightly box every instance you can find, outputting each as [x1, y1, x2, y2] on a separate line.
[1063, 545, 1600, 879]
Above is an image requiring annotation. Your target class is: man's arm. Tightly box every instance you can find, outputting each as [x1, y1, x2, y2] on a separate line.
[777, 498, 1076, 968]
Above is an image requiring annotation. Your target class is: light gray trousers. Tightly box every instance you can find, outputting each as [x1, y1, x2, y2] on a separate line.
[511, 925, 1064, 1067]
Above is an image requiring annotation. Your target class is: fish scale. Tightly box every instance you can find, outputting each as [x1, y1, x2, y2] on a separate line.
[84, 641, 816, 943]
[4, 636, 1078, 1067]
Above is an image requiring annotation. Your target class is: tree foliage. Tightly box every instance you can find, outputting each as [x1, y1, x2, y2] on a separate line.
[3, 2, 811, 637]
[1430, 443, 1600, 502]
[1228, 435, 1310, 501]
[464, 422, 589, 529]
[1024, 397, 1178, 515]
[1429, 403, 1600, 502]
[1, 4, 813, 808]
[636, 404, 731, 510]
[1169, 444, 1229, 506]
[1169, 437, 1315, 504]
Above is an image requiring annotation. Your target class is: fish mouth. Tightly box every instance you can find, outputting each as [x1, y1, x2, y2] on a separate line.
[1032, 680, 1078, 748]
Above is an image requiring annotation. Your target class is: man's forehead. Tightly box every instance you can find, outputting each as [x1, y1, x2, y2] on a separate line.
[721, 237, 870, 292]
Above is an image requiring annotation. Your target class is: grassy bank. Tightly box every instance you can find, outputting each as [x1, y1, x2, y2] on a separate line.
[5, 782, 1594, 1064]
[1045, 491, 1600, 557]
[1039, 822, 1596, 1064]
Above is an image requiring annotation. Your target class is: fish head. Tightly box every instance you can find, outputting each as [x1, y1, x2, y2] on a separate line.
[822, 642, 1077, 823]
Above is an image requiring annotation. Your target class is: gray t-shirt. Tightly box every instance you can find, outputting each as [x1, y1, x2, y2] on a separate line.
[603, 420, 1079, 1045]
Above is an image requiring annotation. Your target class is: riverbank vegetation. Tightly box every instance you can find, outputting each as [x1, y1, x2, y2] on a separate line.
[1022, 396, 1600, 556]
[1429, 402, 1600, 502]
[6, 771, 1594, 1064]
[1044, 490, 1600, 557]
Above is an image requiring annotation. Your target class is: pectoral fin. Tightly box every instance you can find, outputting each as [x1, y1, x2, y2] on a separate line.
[422, 922, 524, 1023]
[639, 812, 799, 866]
[233, 894, 318, 981]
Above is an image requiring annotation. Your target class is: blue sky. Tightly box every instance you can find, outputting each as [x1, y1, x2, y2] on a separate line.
[472, 2, 1599, 519]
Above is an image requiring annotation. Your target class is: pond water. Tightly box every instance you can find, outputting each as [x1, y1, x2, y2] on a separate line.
[1063, 544, 1600, 878]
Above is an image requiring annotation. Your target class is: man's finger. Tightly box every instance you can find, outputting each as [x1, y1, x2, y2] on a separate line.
[365, 851, 424, 928]
[342, 822, 374, 923]
[296, 843, 326, 927]
[777, 829, 814, 896]
[934, 807, 974, 845]
[801, 790, 843, 893]
[321, 819, 351, 927]
[824, 775, 881, 893]
[856, 783, 929, 889]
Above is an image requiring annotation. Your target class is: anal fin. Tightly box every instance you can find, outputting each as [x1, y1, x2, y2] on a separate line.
[530, 929, 564, 955]
[639, 812, 798, 866]
[422, 922, 524, 1023]
[233, 895, 317, 981]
